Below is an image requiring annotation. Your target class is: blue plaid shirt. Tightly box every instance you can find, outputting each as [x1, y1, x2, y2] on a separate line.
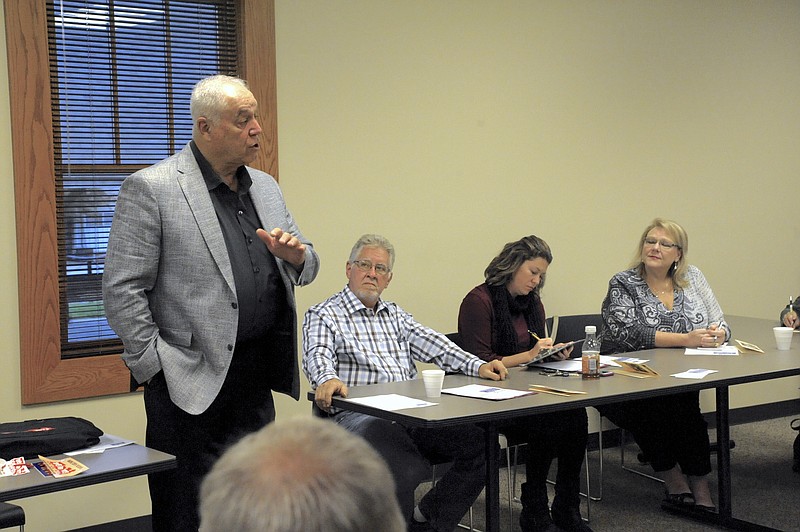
[302, 285, 484, 389]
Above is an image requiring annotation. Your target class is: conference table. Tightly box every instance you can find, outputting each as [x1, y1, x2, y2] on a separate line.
[317, 315, 799, 532]
[0, 442, 175, 502]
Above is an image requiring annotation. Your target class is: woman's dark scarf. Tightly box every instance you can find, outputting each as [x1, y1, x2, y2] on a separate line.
[488, 284, 545, 356]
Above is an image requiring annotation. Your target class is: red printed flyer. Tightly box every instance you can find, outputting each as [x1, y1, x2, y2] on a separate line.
[37, 455, 88, 478]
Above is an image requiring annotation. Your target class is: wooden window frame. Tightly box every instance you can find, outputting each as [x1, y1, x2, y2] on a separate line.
[3, 0, 279, 404]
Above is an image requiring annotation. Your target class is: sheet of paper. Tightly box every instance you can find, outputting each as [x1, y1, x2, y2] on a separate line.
[530, 359, 582, 372]
[442, 384, 534, 401]
[684, 346, 738, 356]
[671, 368, 718, 379]
[531, 355, 618, 372]
[347, 394, 437, 411]
[66, 434, 136, 456]
[599, 355, 622, 367]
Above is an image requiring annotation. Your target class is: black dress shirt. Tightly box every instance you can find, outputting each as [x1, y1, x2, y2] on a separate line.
[190, 142, 288, 344]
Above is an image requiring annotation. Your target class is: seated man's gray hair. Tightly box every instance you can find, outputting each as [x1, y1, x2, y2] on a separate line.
[199, 416, 404, 532]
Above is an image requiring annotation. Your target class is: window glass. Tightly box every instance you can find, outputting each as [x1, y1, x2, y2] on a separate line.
[50, 0, 238, 356]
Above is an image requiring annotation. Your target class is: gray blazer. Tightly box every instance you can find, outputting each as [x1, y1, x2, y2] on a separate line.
[103, 143, 319, 415]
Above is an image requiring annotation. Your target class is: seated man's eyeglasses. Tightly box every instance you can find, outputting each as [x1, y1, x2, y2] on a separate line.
[351, 259, 391, 276]
[643, 238, 681, 250]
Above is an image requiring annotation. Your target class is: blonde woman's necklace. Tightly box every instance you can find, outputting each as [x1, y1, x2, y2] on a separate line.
[649, 279, 673, 296]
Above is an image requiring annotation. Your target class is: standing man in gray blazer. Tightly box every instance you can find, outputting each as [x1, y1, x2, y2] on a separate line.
[103, 75, 319, 532]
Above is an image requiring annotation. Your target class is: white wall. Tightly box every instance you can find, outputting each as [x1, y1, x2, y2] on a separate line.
[273, 0, 800, 416]
[2, 1, 798, 529]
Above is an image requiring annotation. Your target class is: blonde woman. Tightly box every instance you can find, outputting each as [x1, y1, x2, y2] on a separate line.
[598, 218, 729, 513]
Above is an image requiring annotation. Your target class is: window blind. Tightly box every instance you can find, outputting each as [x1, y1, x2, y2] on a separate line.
[48, 0, 238, 358]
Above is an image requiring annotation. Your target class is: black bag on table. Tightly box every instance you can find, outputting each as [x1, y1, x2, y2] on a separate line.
[0, 417, 103, 459]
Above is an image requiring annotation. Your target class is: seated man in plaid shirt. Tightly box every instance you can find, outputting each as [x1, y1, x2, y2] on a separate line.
[303, 233, 508, 532]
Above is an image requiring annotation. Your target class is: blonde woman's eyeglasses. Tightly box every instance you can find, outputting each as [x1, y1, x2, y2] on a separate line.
[644, 238, 681, 250]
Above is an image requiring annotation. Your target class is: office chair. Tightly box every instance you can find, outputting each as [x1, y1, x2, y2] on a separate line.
[544, 314, 603, 359]
[0, 502, 25, 531]
[618, 428, 735, 483]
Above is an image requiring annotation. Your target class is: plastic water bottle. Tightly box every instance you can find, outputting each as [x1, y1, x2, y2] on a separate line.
[582, 325, 600, 379]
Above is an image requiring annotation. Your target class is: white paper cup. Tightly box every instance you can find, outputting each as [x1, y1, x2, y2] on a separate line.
[421, 369, 445, 398]
[773, 326, 793, 350]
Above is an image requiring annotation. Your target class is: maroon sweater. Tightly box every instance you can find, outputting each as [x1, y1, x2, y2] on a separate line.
[457, 283, 545, 362]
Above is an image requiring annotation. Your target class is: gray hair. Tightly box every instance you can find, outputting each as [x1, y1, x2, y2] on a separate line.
[199, 417, 404, 532]
[190, 74, 250, 125]
[348, 234, 396, 270]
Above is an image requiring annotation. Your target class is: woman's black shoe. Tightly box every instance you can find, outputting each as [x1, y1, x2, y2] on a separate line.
[663, 491, 695, 508]
[550, 505, 593, 532]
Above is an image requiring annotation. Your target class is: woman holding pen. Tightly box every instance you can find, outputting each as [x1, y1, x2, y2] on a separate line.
[458, 235, 591, 532]
[598, 218, 729, 513]
[781, 296, 799, 328]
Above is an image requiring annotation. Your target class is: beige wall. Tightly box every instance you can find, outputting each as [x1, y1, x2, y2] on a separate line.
[2, 1, 799, 529]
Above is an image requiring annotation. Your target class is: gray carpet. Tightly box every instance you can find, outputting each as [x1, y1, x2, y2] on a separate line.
[432, 413, 800, 532]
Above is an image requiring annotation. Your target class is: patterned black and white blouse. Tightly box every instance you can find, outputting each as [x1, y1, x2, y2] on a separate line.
[600, 265, 729, 354]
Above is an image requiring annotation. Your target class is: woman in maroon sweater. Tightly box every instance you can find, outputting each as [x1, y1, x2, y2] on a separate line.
[458, 235, 591, 532]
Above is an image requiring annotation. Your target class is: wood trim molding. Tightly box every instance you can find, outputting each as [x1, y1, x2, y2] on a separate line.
[241, 0, 279, 180]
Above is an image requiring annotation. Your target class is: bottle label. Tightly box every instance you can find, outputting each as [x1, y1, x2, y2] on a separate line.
[582, 351, 600, 379]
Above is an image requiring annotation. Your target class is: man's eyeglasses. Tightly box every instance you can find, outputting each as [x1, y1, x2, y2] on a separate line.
[644, 238, 681, 250]
[351, 259, 391, 276]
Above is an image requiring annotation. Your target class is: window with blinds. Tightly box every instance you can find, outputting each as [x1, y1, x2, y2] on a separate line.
[49, 0, 238, 358]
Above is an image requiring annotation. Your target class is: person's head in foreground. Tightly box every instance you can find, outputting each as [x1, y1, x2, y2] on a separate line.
[199, 416, 405, 532]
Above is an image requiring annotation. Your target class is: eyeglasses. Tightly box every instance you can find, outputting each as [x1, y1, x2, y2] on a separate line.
[644, 238, 681, 250]
[351, 259, 391, 276]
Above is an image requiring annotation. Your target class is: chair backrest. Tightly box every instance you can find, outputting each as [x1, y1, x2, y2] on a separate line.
[545, 314, 603, 358]
[445, 332, 462, 349]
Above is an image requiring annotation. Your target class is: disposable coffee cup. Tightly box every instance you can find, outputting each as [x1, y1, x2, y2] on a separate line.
[421, 369, 445, 398]
[773, 327, 793, 350]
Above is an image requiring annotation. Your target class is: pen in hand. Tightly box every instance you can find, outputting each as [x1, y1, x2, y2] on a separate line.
[528, 330, 558, 359]
[787, 297, 798, 328]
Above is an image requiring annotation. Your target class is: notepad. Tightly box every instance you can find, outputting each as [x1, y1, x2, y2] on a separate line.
[521, 339, 584, 367]
[614, 360, 659, 378]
